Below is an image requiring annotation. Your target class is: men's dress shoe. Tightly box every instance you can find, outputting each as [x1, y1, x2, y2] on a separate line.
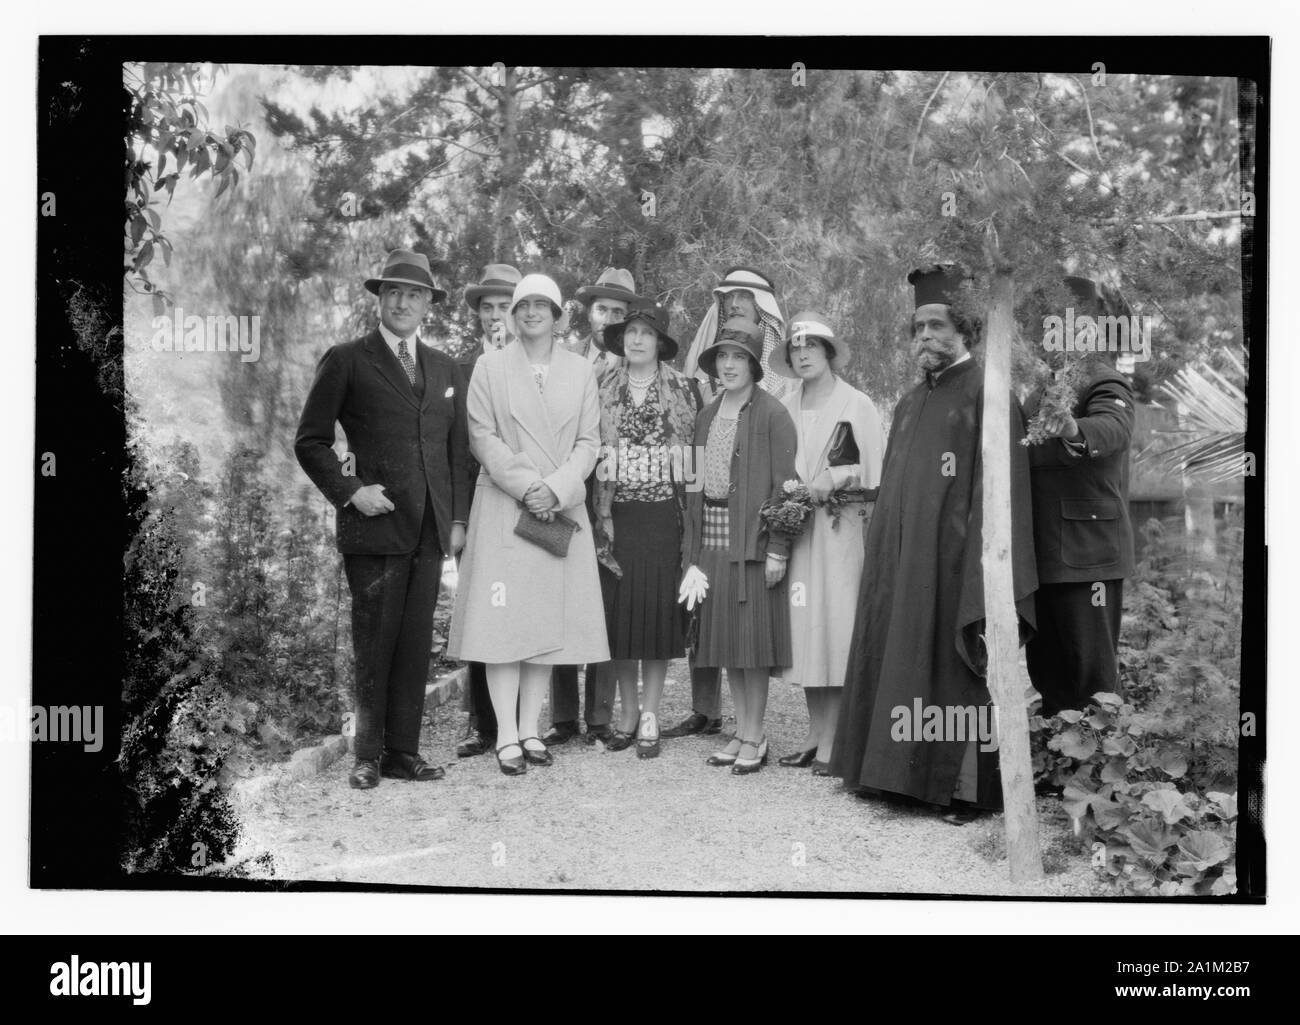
[704, 718, 723, 735]
[349, 758, 381, 789]
[519, 737, 553, 766]
[662, 712, 709, 738]
[585, 724, 614, 744]
[778, 747, 818, 768]
[380, 751, 445, 781]
[456, 730, 495, 758]
[542, 721, 580, 746]
[939, 802, 984, 826]
[606, 727, 637, 752]
[496, 743, 527, 776]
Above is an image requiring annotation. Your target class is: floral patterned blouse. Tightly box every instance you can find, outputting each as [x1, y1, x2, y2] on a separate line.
[614, 382, 675, 503]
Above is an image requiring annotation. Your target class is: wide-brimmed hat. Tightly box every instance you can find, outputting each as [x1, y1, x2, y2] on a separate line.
[364, 248, 447, 301]
[698, 316, 764, 381]
[713, 266, 784, 327]
[511, 274, 564, 315]
[771, 310, 852, 378]
[464, 263, 522, 310]
[604, 302, 678, 360]
[575, 267, 642, 306]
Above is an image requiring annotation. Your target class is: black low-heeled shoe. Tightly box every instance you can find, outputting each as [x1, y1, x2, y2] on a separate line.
[778, 747, 818, 768]
[705, 735, 743, 766]
[349, 758, 381, 789]
[635, 713, 660, 759]
[606, 727, 638, 752]
[811, 760, 833, 777]
[380, 750, 446, 781]
[731, 736, 768, 775]
[495, 743, 527, 776]
[519, 737, 553, 766]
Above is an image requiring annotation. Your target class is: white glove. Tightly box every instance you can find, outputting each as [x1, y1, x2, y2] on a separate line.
[678, 565, 710, 611]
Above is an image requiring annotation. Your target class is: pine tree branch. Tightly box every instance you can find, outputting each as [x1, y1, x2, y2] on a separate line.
[907, 71, 950, 169]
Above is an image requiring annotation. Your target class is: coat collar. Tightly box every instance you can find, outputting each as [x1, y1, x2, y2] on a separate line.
[504, 339, 579, 469]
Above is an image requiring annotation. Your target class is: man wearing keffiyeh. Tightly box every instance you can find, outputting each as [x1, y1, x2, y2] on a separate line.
[682, 265, 795, 404]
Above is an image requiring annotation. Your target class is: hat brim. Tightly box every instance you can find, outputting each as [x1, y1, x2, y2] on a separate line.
[770, 336, 851, 379]
[605, 317, 678, 360]
[366, 276, 447, 302]
[698, 339, 764, 381]
[464, 284, 516, 309]
[575, 285, 642, 305]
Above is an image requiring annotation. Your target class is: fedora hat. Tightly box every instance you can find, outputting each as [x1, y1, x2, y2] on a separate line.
[464, 263, 522, 309]
[771, 310, 852, 378]
[698, 315, 764, 380]
[511, 274, 564, 316]
[364, 248, 447, 301]
[604, 301, 678, 360]
[575, 267, 642, 305]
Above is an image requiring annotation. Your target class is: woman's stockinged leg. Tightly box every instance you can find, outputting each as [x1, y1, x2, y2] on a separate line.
[819, 687, 843, 761]
[640, 660, 668, 718]
[486, 661, 521, 751]
[614, 659, 640, 733]
[518, 662, 551, 751]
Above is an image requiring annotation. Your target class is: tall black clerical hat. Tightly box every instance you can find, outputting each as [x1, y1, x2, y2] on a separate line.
[907, 263, 971, 308]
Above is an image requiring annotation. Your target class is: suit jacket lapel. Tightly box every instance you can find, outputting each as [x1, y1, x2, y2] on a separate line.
[364, 330, 419, 409]
[506, 341, 563, 470]
[417, 340, 443, 411]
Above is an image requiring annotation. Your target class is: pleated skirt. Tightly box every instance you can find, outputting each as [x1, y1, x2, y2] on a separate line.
[602, 499, 687, 660]
[694, 504, 792, 670]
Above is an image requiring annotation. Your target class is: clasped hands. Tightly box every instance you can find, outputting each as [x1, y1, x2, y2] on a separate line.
[523, 480, 560, 521]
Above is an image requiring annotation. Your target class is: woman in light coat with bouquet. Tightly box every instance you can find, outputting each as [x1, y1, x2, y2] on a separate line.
[773, 312, 884, 774]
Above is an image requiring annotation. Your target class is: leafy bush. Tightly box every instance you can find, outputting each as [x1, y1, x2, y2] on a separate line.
[1031, 513, 1242, 895]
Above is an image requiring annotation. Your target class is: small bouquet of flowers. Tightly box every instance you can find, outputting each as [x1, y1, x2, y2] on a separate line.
[820, 487, 871, 530]
[760, 480, 815, 540]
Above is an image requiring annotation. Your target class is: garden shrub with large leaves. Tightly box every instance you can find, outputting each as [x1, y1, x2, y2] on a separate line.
[1031, 516, 1242, 896]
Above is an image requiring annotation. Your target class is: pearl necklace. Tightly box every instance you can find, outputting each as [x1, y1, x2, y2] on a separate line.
[628, 371, 656, 388]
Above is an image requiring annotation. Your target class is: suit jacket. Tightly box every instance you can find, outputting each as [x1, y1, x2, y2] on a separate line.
[295, 328, 470, 556]
[1023, 364, 1136, 583]
[456, 341, 488, 495]
[683, 387, 798, 571]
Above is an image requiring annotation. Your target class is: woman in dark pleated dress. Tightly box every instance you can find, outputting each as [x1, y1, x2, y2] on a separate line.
[680, 316, 797, 774]
[593, 303, 702, 758]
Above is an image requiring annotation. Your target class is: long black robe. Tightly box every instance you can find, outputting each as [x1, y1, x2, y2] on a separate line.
[829, 357, 1037, 809]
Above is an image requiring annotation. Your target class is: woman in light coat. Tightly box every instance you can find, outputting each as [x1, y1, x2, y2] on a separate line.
[774, 312, 884, 774]
[448, 274, 610, 775]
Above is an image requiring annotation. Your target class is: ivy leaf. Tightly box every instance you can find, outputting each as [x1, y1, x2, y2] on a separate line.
[1158, 750, 1188, 779]
[1057, 726, 1097, 761]
[1091, 796, 1130, 831]
[1091, 692, 1124, 710]
[1174, 830, 1230, 873]
[1206, 791, 1238, 820]
[1102, 733, 1138, 757]
[1061, 780, 1095, 821]
[1057, 709, 1084, 724]
[1122, 820, 1176, 862]
[1141, 788, 1191, 825]
[1099, 756, 1129, 783]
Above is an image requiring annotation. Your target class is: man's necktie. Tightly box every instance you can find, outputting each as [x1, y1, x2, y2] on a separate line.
[397, 338, 417, 385]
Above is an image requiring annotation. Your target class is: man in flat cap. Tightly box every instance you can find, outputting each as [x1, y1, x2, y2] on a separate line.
[1023, 276, 1136, 716]
[296, 248, 470, 788]
[543, 266, 644, 746]
[830, 263, 1038, 825]
[453, 263, 522, 758]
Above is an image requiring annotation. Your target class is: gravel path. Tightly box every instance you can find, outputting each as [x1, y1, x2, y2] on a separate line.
[227, 662, 1105, 896]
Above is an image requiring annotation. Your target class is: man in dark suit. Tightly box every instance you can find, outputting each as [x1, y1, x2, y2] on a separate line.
[1023, 276, 1136, 716]
[296, 248, 470, 789]
[453, 263, 520, 758]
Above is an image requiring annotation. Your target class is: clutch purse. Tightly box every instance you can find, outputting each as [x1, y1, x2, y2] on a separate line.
[514, 506, 581, 557]
[827, 421, 860, 467]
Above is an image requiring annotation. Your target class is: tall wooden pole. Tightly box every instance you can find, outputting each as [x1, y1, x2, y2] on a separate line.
[981, 265, 1044, 882]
